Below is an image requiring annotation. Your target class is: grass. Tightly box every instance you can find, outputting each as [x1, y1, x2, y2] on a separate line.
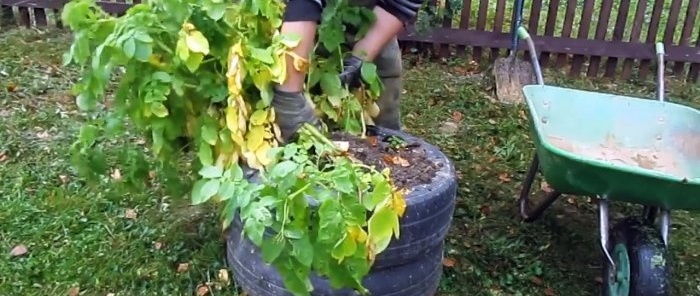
[2, 27, 700, 296]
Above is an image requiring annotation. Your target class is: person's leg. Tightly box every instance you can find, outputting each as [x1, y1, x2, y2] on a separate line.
[371, 37, 403, 130]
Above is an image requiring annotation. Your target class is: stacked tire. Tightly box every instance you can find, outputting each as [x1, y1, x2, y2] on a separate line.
[226, 127, 458, 296]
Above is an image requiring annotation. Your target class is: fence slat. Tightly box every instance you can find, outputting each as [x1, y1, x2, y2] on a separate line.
[437, 0, 453, 58]
[34, 8, 47, 26]
[456, 0, 472, 55]
[638, 0, 667, 80]
[661, 0, 683, 77]
[604, 0, 631, 77]
[471, 0, 490, 61]
[539, 0, 560, 67]
[17, 6, 29, 27]
[556, 0, 578, 68]
[54, 8, 63, 28]
[586, 0, 614, 77]
[1, 5, 13, 27]
[621, 0, 648, 79]
[673, 0, 699, 76]
[490, 0, 506, 60]
[569, 0, 596, 76]
[689, 29, 700, 82]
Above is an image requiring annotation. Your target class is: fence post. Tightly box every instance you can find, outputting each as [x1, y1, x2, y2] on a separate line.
[1, 5, 14, 27]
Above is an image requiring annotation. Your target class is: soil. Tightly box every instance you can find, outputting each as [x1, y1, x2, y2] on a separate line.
[547, 134, 689, 178]
[330, 132, 440, 190]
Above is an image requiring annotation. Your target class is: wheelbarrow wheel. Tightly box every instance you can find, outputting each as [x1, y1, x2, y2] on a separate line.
[601, 217, 670, 296]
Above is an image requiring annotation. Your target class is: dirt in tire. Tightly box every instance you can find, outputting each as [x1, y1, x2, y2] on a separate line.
[330, 131, 440, 190]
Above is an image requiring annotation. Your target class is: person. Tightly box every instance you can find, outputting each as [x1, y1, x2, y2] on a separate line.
[271, 0, 425, 143]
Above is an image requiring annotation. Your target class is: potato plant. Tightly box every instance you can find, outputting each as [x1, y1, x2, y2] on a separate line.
[61, 0, 407, 295]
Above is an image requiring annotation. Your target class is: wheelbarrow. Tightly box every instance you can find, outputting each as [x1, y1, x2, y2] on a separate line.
[515, 26, 700, 295]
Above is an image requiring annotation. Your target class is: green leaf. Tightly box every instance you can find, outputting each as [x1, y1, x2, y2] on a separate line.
[363, 180, 391, 210]
[218, 180, 237, 201]
[250, 47, 274, 64]
[261, 238, 286, 263]
[204, 1, 227, 20]
[198, 141, 214, 166]
[152, 71, 171, 82]
[176, 37, 190, 61]
[199, 165, 224, 178]
[290, 237, 314, 267]
[190, 179, 207, 204]
[320, 73, 342, 97]
[133, 31, 153, 43]
[185, 30, 210, 55]
[185, 52, 204, 72]
[201, 123, 218, 146]
[76, 92, 96, 111]
[243, 218, 265, 246]
[123, 37, 136, 59]
[367, 205, 398, 254]
[269, 160, 299, 180]
[134, 41, 153, 62]
[279, 32, 301, 48]
[197, 179, 221, 203]
[151, 102, 169, 117]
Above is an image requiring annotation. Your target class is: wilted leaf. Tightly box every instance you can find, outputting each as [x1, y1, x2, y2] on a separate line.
[479, 204, 491, 216]
[177, 262, 189, 273]
[217, 269, 230, 285]
[59, 175, 69, 184]
[442, 257, 456, 267]
[544, 287, 556, 296]
[185, 30, 210, 55]
[154, 241, 163, 250]
[530, 276, 544, 286]
[541, 181, 554, 193]
[498, 173, 511, 182]
[451, 111, 463, 123]
[196, 284, 210, 296]
[6, 83, 17, 92]
[111, 169, 122, 181]
[68, 286, 80, 296]
[10, 244, 28, 257]
[0, 151, 7, 162]
[125, 209, 137, 219]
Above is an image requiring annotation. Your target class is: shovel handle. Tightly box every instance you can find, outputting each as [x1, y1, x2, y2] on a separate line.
[655, 42, 665, 102]
[516, 27, 544, 86]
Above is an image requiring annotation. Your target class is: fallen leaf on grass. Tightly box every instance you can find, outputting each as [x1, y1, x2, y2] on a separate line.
[540, 181, 554, 193]
[153, 241, 163, 250]
[442, 257, 457, 267]
[68, 286, 80, 296]
[106, 293, 115, 296]
[498, 173, 511, 182]
[0, 152, 7, 162]
[6, 83, 17, 92]
[382, 155, 410, 167]
[110, 169, 122, 181]
[124, 209, 137, 220]
[59, 175, 69, 184]
[479, 204, 491, 216]
[10, 244, 28, 257]
[36, 130, 50, 139]
[196, 284, 210, 296]
[217, 269, 230, 285]
[530, 276, 544, 286]
[177, 263, 189, 273]
[451, 111, 463, 123]
[544, 287, 556, 296]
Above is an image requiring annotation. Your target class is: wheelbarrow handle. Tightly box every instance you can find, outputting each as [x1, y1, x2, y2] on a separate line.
[655, 42, 665, 103]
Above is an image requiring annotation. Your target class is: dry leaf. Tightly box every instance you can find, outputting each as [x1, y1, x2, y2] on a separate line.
[148, 170, 157, 180]
[110, 169, 122, 181]
[217, 269, 230, 285]
[540, 181, 554, 193]
[106, 293, 115, 296]
[530, 276, 544, 286]
[395, 156, 410, 167]
[10, 244, 28, 257]
[59, 175, 69, 184]
[498, 173, 511, 182]
[544, 287, 556, 296]
[442, 257, 456, 267]
[68, 286, 80, 296]
[196, 284, 210, 296]
[6, 83, 17, 92]
[0, 151, 7, 162]
[367, 136, 378, 147]
[451, 111, 463, 123]
[479, 204, 491, 216]
[177, 263, 189, 273]
[594, 276, 603, 284]
[154, 241, 163, 250]
[125, 209, 137, 219]
[332, 141, 349, 152]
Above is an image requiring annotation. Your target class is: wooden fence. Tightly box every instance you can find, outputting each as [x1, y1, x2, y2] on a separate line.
[1, 0, 699, 83]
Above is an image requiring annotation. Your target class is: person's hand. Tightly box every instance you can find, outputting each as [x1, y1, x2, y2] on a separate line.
[271, 89, 321, 143]
[339, 55, 364, 90]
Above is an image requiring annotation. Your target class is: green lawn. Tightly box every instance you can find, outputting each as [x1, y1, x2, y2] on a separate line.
[2, 27, 700, 296]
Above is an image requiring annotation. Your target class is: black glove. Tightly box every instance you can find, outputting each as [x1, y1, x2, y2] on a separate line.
[339, 55, 364, 90]
[271, 89, 321, 143]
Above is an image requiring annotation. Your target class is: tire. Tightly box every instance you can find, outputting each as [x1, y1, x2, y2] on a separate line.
[226, 220, 445, 296]
[601, 217, 671, 296]
[239, 126, 458, 269]
[357, 126, 458, 269]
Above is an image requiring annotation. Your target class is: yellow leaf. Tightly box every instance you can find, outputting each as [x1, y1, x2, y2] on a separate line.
[268, 107, 276, 122]
[263, 127, 274, 139]
[243, 151, 261, 170]
[249, 109, 268, 125]
[255, 141, 272, 166]
[392, 190, 407, 218]
[271, 49, 287, 83]
[272, 124, 283, 142]
[348, 225, 367, 243]
[185, 30, 210, 55]
[286, 51, 308, 72]
[225, 106, 239, 132]
[246, 125, 265, 151]
[366, 102, 380, 118]
[231, 130, 245, 146]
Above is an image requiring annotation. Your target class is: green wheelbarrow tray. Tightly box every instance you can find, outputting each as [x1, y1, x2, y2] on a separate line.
[522, 84, 700, 210]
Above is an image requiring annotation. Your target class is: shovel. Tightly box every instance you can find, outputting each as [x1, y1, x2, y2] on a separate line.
[492, 0, 535, 104]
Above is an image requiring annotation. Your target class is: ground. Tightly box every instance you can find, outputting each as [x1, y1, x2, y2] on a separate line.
[1, 28, 700, 296]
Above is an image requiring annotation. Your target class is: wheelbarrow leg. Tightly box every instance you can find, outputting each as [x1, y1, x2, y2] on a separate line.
[642, 206, 671, 246]
[518, 154, 562, 222]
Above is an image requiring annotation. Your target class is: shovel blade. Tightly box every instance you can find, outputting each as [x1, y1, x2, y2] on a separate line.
[493, 56, 536, 105]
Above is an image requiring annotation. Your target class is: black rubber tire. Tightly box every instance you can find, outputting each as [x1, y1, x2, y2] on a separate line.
[601, 217, 671, 296]
[239, 126, 457, 269]
[357, 126, 457, 268]
[227, 220, 445, 296]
